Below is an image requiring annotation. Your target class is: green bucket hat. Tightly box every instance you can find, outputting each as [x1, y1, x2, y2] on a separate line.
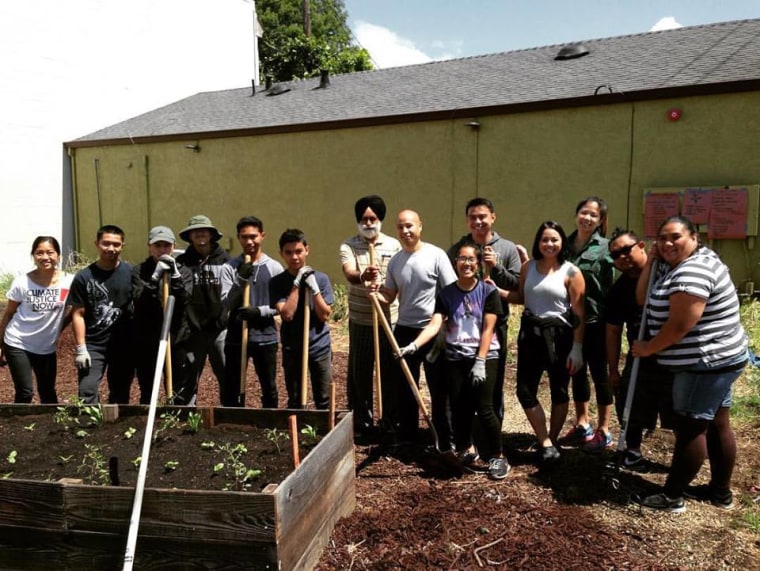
[179, 215, 223, 243]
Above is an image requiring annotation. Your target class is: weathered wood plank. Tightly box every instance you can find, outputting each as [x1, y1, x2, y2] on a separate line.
[0, 479, 65, 529]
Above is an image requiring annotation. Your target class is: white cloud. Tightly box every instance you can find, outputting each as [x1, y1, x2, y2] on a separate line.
[650, 17, 683, 32]
[353, 21, 432, 68]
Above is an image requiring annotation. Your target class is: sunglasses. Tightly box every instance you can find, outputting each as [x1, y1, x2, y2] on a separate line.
[610, 243, 636, 260]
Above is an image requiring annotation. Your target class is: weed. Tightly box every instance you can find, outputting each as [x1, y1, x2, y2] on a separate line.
[7, 451, 18, 464]
[330, 282, 348, 322]
[78, 444, 110, 485]
[265, 427, 289, 454]
[211, 443, 261, 491]
[300, 424, 319, 445]
[185, 412, 203, 433]
[743, 508, 760, 533]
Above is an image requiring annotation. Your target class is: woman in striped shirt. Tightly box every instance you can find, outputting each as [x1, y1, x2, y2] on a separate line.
[632, 216, 748, 513]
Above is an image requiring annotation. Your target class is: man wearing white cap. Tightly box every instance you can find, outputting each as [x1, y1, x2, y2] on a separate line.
[174, 215, 231, 405]
[131, 226, 191, 404]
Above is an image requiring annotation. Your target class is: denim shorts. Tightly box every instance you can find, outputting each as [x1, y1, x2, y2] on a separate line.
[672, 352, 747, 420]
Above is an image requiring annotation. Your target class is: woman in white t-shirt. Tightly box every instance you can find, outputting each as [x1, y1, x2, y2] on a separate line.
[0, 236, 73, 403]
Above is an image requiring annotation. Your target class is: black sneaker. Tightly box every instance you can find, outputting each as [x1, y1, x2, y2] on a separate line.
[639, 493, 686, 513]
[487, 457, 510, 480]
[684, 484, 734, 510]
[623, 450, 643, 468]
[540, 445, 560, 464]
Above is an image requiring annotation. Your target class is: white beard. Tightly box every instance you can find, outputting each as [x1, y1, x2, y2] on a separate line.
[358, 222, 381, 240]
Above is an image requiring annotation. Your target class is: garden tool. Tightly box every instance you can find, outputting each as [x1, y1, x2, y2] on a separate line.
[604, 260, 659, 490]
[369, 294, 463, 476]
[301, 289, 311, 407]
[239, 255, 252, 406]
[123, 295, 175, 570]
[368, 243, 383, 421]
[162, 274, 173, 400]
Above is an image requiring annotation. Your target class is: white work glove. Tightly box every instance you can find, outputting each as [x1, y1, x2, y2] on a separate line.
[293, 266, 314, 288]
[304, 273, 320, 296]
[469, 357, 487, 386]
[150, 263, 165, 282]
[566, 342, 584, 375]
[158, 254, 181, 279]
[397, 342, 417, 358]
[75, 344, 91, 370]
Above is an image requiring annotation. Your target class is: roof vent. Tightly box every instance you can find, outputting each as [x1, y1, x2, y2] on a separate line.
[554, 44, 590, 60]
[266, 84, 291, 96]
[319, 69, 330, 89]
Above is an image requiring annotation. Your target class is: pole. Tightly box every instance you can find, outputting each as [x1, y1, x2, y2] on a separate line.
[368, 244, 383, 420]
[162, 275, 173, 401]
[240, 255, 252, 404]
[123, 296, 175, 570]
[252, 0, 261, 86]
[300, 289, 311, 407]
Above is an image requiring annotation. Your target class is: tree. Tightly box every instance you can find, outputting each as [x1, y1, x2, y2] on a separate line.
[256, 0, 372, 82]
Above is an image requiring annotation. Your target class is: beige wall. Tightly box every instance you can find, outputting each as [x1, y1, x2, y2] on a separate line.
[69, 90, 760, 286]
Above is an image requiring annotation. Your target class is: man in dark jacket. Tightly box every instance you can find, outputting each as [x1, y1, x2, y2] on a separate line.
[174, 215, 231, 405]
[131, 226, 191, 404]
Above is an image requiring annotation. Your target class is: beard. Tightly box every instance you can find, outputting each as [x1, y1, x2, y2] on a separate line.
[358, 221, 381, 240]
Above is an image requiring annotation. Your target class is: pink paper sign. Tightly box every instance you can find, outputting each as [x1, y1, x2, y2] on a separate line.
[682, 188, 712, 224]
[644, 192, 680, 237]
[708, 187, 748, 239]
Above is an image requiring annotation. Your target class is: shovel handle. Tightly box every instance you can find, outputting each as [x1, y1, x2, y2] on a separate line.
[240, 255, 252, 397]
[301, 289, 311, 407]
[162, 275, 173, 400]
[368, 244, 383, 419]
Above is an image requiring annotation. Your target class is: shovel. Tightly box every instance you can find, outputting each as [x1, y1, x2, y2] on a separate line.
[368, 244, 383, 421]
[300, 288, 311, 407]
[161, 274, 173, 401]
[369, 294, 462, 476]
[605, 260, 659, 490]
[239, 255, 252, 406]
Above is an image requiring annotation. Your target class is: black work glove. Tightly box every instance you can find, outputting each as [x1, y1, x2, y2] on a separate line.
[236, 306, 262, 321]
[238, 260, 255, 280]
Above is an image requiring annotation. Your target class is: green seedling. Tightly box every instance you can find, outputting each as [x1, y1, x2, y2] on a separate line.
[58, 455, 73, 465]
[264, 427, 290, 454]
[123, 427, 137, 439]
[300, 424, 318, 445]
[54, 396, 103, 430]
[154, 410, 182, 442]
[24, 422, 36, 431]
[211, 442, 261, 491]
[75, 429, 89, 439]
[7, 451, 18, 464]
[200, 441, 216, 450]
[77, 444, 110, 485]
[1, 473, 12, 480]
[185, 411, 203, 433]
[131, 457, 142, 469]
[164, 460, 179, 472]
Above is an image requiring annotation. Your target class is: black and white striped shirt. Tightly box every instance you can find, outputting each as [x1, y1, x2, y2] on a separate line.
[646, 247, 747, 369]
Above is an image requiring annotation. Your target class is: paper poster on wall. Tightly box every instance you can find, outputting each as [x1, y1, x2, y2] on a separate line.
[682, 188, 712, 224]
[644, 192, 680, 237]
[708, 187, 748, 239]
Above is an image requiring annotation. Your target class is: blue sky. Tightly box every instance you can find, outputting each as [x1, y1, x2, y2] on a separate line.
[344, 0, 760, 67]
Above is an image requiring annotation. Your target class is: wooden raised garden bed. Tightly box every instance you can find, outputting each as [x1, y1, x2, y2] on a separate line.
[0, 405, 355, 570]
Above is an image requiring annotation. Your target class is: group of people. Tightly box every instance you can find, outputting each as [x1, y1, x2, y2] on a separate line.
[0, 195, 749, 510]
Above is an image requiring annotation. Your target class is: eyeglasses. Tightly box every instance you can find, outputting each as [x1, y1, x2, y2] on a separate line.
[456, 256, 478, 264]
[610, 243, 636, 260]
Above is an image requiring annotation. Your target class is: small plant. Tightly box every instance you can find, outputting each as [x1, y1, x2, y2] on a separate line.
[164, 460, 179, 472]
[265, 427, 290, 455]
[131, 457, 142, 469]
[185, 412, 203, 433]
[54, 396, 103, 430]
[75, 429, 89, 439]
[123, 427, 137, 439]
[58, 455, 73, 465]
[200, 441, 216, 450]
[300, 424, 319, 445]
[330, 282, 349, 322]
[211, 443, 261, 491]
[78, 444, 110, 485]
[23, 422, 36, 431]
[154, 410, 182, 442]
[7, 451, 18, 464]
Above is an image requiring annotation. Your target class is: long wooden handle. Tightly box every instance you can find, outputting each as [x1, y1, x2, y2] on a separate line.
[240, 255, 252, 396]
[368, 244, 383, 419]
[161, 275, 173, 400]
[301, 289, 311, 407]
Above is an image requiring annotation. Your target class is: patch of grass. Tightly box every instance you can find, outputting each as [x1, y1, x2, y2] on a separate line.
[0, 272, 14, 302]
[741, 504, 760, 534]
[330, 282, 348, 322]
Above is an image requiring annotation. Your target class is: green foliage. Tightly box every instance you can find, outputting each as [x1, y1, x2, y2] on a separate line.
[154, 410, 182, 442]
[264, 427, 290, 454]
[300, 424, 319, 445]
[123, 427, 137, 439]
[54, 397, 103, 431]
[78, 444, 110, 485]
[7, 451, 17, 465]
[330, 282, 348, 322]
[0, 272, 14, 301]
[257, 0, 372, 81]
[185, 412, 203, 434]
[164, 460, 179, 472]
[211, 443, 261, 491]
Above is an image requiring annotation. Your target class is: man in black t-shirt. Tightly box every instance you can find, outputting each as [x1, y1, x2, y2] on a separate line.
[69, 224, 134, 404]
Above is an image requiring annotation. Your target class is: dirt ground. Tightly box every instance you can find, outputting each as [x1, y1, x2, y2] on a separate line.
[1, 318, 759, 570]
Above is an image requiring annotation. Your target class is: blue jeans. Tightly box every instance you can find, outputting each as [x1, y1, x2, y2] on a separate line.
[672, 353, 748, 420]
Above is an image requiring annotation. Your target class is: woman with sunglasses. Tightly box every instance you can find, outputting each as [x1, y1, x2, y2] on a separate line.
[507, 221, 585, 464]
[399, 241, 508, 480]
[632, 216, 747, 512]
[559, 196, 615, 452]
[0, 236, 73, 403]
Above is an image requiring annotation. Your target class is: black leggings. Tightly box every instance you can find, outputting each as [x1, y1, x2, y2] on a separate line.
[3, 343, 57, 403]
[570, 321, 613, 406]
[515, 321, 573, 409]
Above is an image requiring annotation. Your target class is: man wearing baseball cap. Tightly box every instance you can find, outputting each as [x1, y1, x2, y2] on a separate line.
[131, 226, 191, 403]
[174, 215, 231, 405]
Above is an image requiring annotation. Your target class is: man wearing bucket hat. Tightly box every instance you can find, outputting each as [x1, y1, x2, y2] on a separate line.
[131, 226, 192, 404]
[174, 215, 231, 405]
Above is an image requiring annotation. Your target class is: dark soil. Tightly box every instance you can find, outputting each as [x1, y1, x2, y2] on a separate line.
[1, 313, 759, 570]
[0, 412, 317, 491]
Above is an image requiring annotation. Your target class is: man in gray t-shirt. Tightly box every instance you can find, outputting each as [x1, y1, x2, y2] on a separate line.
[381, 210, 456, 444]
